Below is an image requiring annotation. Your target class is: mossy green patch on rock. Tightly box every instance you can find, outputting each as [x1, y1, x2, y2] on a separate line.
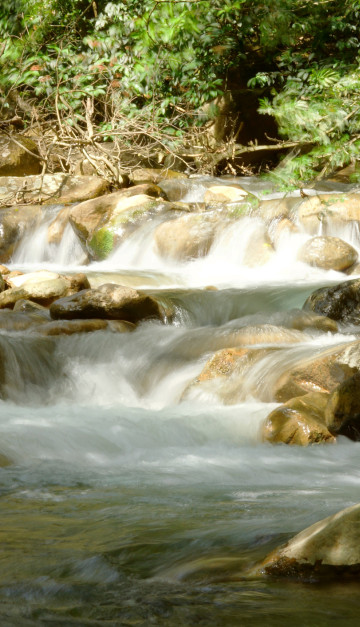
[88, 228, 115, 261]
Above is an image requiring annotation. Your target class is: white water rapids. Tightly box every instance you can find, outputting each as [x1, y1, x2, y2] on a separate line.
[1, 176, 360, 626]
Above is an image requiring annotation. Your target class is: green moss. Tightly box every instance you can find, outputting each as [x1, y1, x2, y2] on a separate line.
[88, 228, 114, 261]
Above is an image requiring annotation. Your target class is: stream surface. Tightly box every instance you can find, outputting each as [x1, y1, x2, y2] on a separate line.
[1, 176, 360, 625]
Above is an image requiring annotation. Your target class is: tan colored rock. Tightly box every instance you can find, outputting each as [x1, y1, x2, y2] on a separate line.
[258, 197, 300, 222]
[69, 183, 163, 245]
[298, 236, 358, 271]
[262, 392, 334, 446]
[325, 372, 360, 440]
[0, 134, 41, 176]
[50, 283, 164, 324]
[47, 207, 72, 244]
[158, 178, 195, 201]
[0, 173, 110, 205]
[154, 212, 220, 261]
[298, 194, 360, 234]
[243, 225, 274, 267]
[255, 503, 360, 579]
[182, 346, 278, 404]
[36, 318, 135, 336]
[129, 168, 187, 185]
[287, 311, 338, 333]
[204, 185, 248, 203]
[226, 324, 307, 346]
[0, 309, 49, 331]
[0, 271, 90, 309]
[273, 340, 360, 402]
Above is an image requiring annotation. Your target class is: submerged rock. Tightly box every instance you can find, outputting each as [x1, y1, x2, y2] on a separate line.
[50, 283, 164, 324]
[254, 503, 360, 580]
[262, 391, 334, 446]
[35, 318, 134, 336]
[298, 236, 358, 271]
[325, 372, 360, 440]
[273, 340, 360, 402]
[0, 204, 43, 262]
[303, 278, 360, 324]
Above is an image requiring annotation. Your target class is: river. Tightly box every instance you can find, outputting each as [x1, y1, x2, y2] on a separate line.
[1, 176, 360, 625]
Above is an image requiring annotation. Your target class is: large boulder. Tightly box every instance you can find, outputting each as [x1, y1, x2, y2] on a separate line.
[303, 278, 360, 324]
[298, 236, 358, 271]
[0, 134, 41, 176]
[69, 183, 163, 246]
[273, 340, 360, 402]
[298, 193, 360, 233]
[255, 503, 360, 579]
[262, 392, 334, 446]
[87, 194, 161, 260]
[0, 173, 110, 205]
[154, 212, 220, 261]
[50, 283, 164, 324]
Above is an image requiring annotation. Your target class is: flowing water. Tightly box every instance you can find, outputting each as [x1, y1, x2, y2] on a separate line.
[1, 177, 360, 625]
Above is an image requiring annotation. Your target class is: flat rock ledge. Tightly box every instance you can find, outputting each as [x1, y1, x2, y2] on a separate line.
[50, 283, 165, 324]
[251, 503, 360, 581]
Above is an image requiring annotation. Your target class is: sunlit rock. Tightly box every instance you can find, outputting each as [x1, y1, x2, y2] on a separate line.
[325, 372, 360, 440]
[298, 236, 358, 271]
[50, 283, 164, 324]
[69, 183, 163, 246]
[154, 212, 221, 261]
[242, 224, 274, 267]
[262, 391, 334, 446]
[258, 197, 300, 222]
[298, 194, 360, 234]
[47, 207, 72, 244]
[35, 318, 135, 336]
[129, 167, 187, 185]
[182, 346, 279, 404]
[0, 173, 110, 205]
[303, 278, 360, 324]
[285, 310, 338, 333]
[0, 204, 43, 262]
[0, 134, 41, 176]
[254, 503, 360, 579]
[204, 185, 248, 203]
[273, 340, 360, 402]
[0, 272, 4, 293]
[0, 271, 90, 309]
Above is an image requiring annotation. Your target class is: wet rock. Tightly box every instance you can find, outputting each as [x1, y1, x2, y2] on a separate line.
[87, 194, 159, 260]
[227, 324, 307, 346]
[50, 283, 164, 324]
[0, 453, 12, 467]
[154, 212, 220, 261]
[0, 173, 110, 205]
[0, 134, 41, 176]
[47, 207, 72, 244]
[298, 194, 360, 234]
[182, 346, 278, 404]
[325, 372, 360, 440]
[255, 503, 360, 579]
[158, 178, 195, 201]
[273, 340, 360, 402]
[204, 185, 248, 203]
[129, 168, 187, 185]
[0, 204, 43, 262]
[13, 299, 50, 316]
[258, 197, 300, 222]
[0, 309, 49, 331]
[243, 224, 274, 267]
[0, 273, 4, 292]
[286, 310, 338, 333]
[36, 318, 135, 336]
[303, 278, 360, 324]
[262, 392, 334, 446]
[0, 271, 90, 309]
[69, 183, 163, 246]
[298, 236, 358, 271]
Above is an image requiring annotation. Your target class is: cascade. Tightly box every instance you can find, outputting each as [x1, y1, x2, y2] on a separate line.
[1, 175, 360, 624]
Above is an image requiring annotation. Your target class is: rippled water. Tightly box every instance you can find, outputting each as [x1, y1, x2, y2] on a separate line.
[1, 177, 360, 625]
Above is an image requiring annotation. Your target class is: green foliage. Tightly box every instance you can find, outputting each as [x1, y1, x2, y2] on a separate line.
[1, 1, 360, 183]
